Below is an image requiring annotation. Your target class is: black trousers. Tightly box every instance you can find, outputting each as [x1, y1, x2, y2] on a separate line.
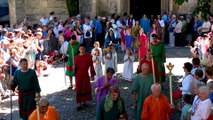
[175, 33, 182, 47]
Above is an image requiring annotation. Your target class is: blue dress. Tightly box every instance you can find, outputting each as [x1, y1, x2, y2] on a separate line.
[125, 35, 134, 49]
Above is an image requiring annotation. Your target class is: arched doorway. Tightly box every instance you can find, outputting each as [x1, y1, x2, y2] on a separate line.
[130, 0, 161, 20]
[0, 0, 9, 25]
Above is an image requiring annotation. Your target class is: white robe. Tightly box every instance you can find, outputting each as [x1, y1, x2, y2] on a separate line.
[105, 53, 117, 72]
[92, 55, 103, 81]
[122, 55, 134, 81]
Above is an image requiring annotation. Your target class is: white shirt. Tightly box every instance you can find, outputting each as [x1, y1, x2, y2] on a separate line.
[53, 27, 59, 38]
[180, 74, 194, 95]
[191, 98, 212, 120]
[202, 21, 211, 32]
[158, 19, 165, 28]
[58, 24, 64, 31]
[40, 18, 49, 26]
[60, 41, 69, 54]
[174, 21, 183, 33]
[83, 24, 92, 38]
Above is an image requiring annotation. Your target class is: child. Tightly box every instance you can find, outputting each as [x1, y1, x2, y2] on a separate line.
[123, 48, 134, 81]
[59, 30, 64, 46]
[91, 41, 102, 56]
[105, 45, 117, 72]
[180, 94, 192, 120]
[190, 41, 200, 58]
[92, 49, 103, 81]
[125, 28, 134, 52]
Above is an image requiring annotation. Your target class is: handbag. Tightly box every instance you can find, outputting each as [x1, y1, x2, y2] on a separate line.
[86, 31, 91, 37]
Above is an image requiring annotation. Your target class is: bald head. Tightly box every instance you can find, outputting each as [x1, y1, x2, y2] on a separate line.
[141, 63, 149, 74]
[39, 97, 49, 107]
[39, 97, 49, 114]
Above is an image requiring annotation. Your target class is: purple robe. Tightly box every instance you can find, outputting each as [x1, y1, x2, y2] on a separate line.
[94, 76, 118, 108]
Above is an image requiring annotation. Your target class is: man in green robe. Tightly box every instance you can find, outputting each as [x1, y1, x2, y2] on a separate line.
[65, 35, 80, 89]
[150, 33, 166, 83]
[132, 63, 154, 120]
[11, 58, 41, 120]
[96, 86, 127, 120]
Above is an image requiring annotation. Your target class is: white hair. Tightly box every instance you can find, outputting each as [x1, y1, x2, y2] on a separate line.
[207, 81, 213, 90]
[151, 83, 161, 92]
[194, 82, 205, 88]
[199, 86, 210, 95]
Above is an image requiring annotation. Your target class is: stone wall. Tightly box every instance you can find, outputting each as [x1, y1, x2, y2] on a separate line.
[13, 0, 69, 25]
[177, 0, 213, 15]
[79, 0, 129, 18]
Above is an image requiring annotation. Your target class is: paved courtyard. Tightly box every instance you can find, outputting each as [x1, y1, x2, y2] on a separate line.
[1, 45, 191, 120]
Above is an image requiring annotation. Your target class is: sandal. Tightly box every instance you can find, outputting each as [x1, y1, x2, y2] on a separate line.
[68, 86, 73, 90]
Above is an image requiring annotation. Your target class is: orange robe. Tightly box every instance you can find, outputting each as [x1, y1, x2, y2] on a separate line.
[29, 106, 59, 120]
[141, 95, 171, 120]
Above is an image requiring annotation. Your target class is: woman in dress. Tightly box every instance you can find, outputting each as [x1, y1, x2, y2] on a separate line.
[138, 28, 148, 60]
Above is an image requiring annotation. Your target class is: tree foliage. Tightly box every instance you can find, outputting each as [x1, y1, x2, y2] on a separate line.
[173, 0, 212, 21]
[66, 0, 79, 17]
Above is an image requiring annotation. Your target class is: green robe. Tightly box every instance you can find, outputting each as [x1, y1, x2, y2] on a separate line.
[96, 97, 125, 120]
[131, 74, 154, 120]
[12, 69, 41, 120]
[150, 42, 166, 82]
[66, 42, 80, 76]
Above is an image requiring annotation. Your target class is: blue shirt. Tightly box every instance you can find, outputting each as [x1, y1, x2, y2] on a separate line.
[42, 31, 48, 47]
[125, 35, 134, 48]
[95, 20, 102, 34]
[210, 92, 213, 103]
[139, 18, 151, 35]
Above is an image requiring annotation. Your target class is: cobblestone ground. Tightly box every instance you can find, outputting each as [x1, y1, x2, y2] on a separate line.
[1, 45, 191, 120]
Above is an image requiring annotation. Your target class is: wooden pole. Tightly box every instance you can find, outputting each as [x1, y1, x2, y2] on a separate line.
[9, 58, 13, 120]
[62, 41, 66, 86]
[166, 62, 174, 104]
[35, 93, 40, 120]
[147, 32, 156, 83]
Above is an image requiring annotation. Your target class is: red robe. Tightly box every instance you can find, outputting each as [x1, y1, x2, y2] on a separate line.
[138, 34, 148, 59]
[74, 54, 95, 103]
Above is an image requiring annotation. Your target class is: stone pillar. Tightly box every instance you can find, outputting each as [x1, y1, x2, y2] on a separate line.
[169, 0, 173, 12]
[91, 0, 97, 19]
[8, 0, 16, 27]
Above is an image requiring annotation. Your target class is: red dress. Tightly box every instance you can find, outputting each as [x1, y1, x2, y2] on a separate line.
[138, 34, 148, 60]
[74, 54, 95, 103]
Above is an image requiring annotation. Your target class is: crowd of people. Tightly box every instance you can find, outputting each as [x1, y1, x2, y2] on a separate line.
[0, 10, 213, 120]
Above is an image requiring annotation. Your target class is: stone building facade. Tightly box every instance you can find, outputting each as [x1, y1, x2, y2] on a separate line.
[8, 0, 213, 26]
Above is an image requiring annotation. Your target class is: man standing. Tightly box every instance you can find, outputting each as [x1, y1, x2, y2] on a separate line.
[150, 34, 166, 83]
[83, 17, 93, 52]
[139, 14, 151, 35]
[66, 35, 80, 89]
[74, 45, 95, 110]
[131, 63, 154, 120]
[95, 16, 103, 43]
[141, 83, 174, 120]
[11, 58, 41, 120]
[29, 97, 59, 120]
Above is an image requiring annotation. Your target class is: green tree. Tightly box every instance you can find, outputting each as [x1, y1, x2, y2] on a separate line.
[173, 0, 212, 21]
[66, 0, 79, 17]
